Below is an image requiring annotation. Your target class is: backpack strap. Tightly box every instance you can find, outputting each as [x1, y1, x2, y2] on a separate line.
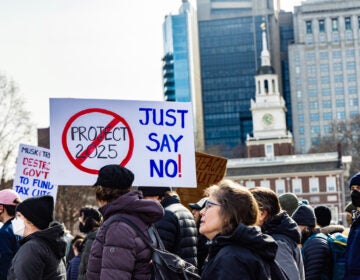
[100, 214, 160, 251]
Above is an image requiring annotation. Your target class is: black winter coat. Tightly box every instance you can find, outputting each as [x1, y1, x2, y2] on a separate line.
[7, 224, 67, 280]
[156, 195, 198, 266]
[201, 223, 279, 280]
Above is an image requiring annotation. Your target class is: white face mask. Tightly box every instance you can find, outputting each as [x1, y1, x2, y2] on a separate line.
[12, 217, 25, 237]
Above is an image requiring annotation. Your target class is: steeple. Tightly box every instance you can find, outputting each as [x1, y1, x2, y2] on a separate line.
[260, 22, 271, 67]
[257, 22, 275, 75]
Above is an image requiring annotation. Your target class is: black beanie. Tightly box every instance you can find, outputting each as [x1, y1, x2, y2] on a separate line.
[16, 195, 54, 230]
[138, 186, 171, 197]
[349, 172, 360, 190]
[314, 205, 332, 227]
[80, 207, 102, 222]
[94, 164, 134, 189]
[292, 205, 316, 227]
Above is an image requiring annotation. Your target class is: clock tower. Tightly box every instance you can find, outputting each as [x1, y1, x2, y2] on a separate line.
[246, 23, 293, 158]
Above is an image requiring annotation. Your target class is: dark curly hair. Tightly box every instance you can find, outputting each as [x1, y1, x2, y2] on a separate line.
[94, 185, 130, 203]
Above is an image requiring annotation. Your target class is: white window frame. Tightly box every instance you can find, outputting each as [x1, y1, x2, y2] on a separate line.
[309, 177, 319, 193]
[265, 143, 274, 159]
[260, 180, 270, 188]
[326, 176, 336, 192]
[245, 181, 255, 188]
[292, 178, 302, 194]
[275, 179, 285, 195]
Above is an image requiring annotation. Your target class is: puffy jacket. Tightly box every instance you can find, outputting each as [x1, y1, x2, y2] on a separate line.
[344, 213, 360, 279]
[201, 223, 279, 280]
[262, 211, 305, 280]
[7, 224, 67, 280]
[156, 194, 198, 266]
[301, 232, 332, 280]
[67, 254, 81, 280]
[86, 191, 164, 280]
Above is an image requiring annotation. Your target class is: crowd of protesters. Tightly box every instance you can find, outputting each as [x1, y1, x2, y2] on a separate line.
[1, 165, 360, 279]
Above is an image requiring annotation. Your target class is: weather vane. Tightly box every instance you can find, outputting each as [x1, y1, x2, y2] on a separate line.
[260, 22, 266, 31]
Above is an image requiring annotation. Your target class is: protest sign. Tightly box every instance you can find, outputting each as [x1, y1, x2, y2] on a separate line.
[177, 152, 227, 207]
[12, 144, 58, 202]
[195, 151, 227, 187]
[50, 98, 196, 187]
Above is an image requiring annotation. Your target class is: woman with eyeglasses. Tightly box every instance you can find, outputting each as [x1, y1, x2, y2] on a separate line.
[199, 179, 285, 280]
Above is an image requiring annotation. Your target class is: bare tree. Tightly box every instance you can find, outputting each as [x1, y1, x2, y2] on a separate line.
[308, 114, 360, 174]
[55, 185, 97, 234]
[0, 74, 34, 186]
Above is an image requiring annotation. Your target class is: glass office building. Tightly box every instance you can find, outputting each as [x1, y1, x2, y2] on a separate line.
[197, 0, 280, 157]
[279, 11, 294, 134]
[162, 1, 204, 151]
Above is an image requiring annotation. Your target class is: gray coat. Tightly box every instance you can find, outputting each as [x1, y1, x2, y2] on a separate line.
[262, 212, 305, 280]
[77, 229, 97, 280]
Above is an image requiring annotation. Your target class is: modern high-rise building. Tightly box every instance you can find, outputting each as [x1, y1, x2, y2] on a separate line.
[279, 11, 295, 133]
[289, 0, 360, 153]
[162, 0, 204, 151]
[196, 0, 282, 157]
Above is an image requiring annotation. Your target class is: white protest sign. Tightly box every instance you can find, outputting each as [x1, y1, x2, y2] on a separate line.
[50, 98, 196, 187]
[12, 144, 58, 202]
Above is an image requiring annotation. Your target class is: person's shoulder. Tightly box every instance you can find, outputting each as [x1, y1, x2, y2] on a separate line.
[18, 237, 47, 255]
[305, 233, 329, 249]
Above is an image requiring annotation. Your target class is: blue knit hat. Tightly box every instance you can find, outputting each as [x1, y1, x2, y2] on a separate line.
[349, 172, 360, 190]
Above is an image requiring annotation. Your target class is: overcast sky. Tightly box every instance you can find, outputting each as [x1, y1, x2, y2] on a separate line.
[0, 0, 297, 129]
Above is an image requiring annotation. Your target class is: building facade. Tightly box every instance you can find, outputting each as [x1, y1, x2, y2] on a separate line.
[196, 0, 282, 157]
[226, 152, 352, 223]
[162, 0, 205, 151]
[289, 0, 360, 153]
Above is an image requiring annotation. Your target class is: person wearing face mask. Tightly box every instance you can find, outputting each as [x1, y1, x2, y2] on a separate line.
[291, 204, 332, 280]
[344, 172, 360, 279]
[7, 195, 67, 280]
[77, 207, 103, 280]
[0, 189, 21, 280]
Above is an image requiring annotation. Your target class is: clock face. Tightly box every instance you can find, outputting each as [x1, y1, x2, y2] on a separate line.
[262, 113, 274, 126]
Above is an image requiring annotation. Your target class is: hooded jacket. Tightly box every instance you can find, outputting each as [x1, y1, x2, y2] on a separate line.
[7, 223, 67, 280]
[262, 211, 305, 280]
[319, 224, 345, 235]
[156, 194, 198, 266]
[86, 191, 164, 280]
[201, 223, 279, 280]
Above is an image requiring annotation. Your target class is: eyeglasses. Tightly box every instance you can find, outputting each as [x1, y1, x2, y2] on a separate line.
[204, 200, 221, 211]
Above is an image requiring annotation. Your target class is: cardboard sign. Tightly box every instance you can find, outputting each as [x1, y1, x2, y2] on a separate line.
[177, 152, 227, 207]
[195, 151, 227, 187]
[50, 98, 196, 187]
[12, 144, 58, 202]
